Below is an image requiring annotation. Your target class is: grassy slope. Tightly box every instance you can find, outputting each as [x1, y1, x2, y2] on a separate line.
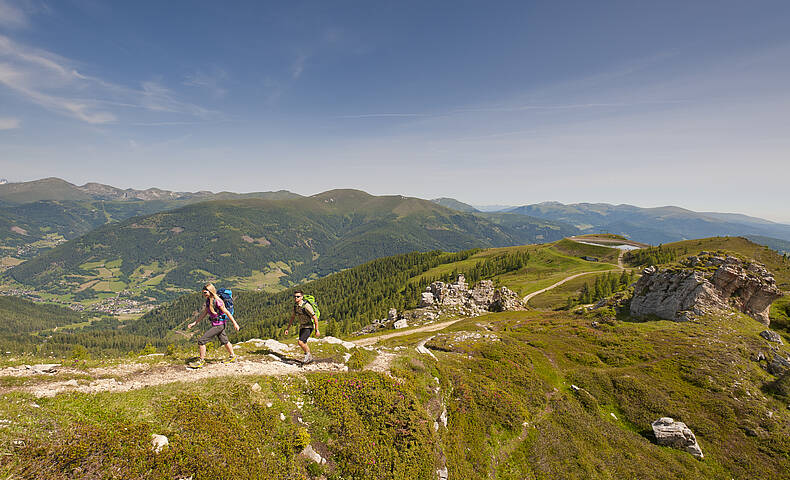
[3, 308, 789, 479]
[412, 241, 617, 297]
[527, 271, 629, 309]
[2, 236, 790, 478]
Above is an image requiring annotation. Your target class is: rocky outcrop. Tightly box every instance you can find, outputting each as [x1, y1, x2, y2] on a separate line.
[420, 276, 526, 313]
[651, 417, 704, 459]
[630, 253, 782, 325]
[760, 330, 784, 345]
[355, 275, 525, 335]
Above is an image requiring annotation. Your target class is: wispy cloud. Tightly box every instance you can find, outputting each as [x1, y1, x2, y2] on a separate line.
[335, 101, 681, 121]
[0, 116, 19, 129]
[336, 112, 430, 119]
[0, 0, 27, 28]
[183, 67, 228, 99]
[291, 53, 307, 79]
[0, 33, 221, 124]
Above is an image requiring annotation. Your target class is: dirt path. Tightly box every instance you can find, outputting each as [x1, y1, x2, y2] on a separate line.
[353, 319, 463, 347]
[5, 357, 349, 398]
[523, 268, 621, 305]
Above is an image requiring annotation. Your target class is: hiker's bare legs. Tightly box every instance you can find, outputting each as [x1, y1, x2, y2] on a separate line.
[198, 343, 206, 360]
[297, 339, 310, 355]
[224, 342, 235, 356]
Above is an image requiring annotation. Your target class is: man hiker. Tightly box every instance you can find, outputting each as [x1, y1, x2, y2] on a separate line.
[186, 283, 240, 368]
[285, 290, 319, 363]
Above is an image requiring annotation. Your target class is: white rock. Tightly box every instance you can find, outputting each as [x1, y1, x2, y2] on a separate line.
[151, 434, 169, 453]
[64, 379, 79, 387]
[651, 417, 704, 459]
[279, 413, 286, 421]
[610, 413, 618, 420]
[266, 402, 273, 408]
[433, 421, 439, 431]
[394, 319, 409, 329]
[300, 444, 326, 464]
[250, 383, 261, 392]
[437, 466, 449, 480]
[416, 345, 436, 360]
[343, 353, 352, 363]
[439, 407, 448, 428]
[321, 336, 357, 349]
[262, 339, 290, 354]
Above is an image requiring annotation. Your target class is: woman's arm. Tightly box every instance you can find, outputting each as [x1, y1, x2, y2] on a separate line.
[187, 309, 207, 329]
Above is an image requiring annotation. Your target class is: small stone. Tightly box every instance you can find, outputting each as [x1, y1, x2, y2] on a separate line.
[610, 413, 618, 420]
[64, 379, 79, 387]
[437, 466, 449, 480]
[279, 413, 286, 421]
[151, 434, 168, 453]
[250, 383, 261, 392]
[300, 444, 325, 464]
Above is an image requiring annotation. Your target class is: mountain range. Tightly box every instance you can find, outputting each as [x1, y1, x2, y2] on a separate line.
[5, 188, 575, 302]
[3, 178, 790, 306]
[434, 198, 790, 246]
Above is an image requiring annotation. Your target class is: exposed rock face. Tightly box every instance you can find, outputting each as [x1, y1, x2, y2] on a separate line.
[355, 275, 525, 335]
[419, 292, 435, 307]
[490, 286, 523, 312]
[651, 417, 704, 459]
[423, 276, 526, 313]
[630, 254, 782, 325]
[760, 330, 784, 345]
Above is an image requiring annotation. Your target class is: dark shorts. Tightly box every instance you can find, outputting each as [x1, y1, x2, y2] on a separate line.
[198, 323, 229, 346]
[298, 327, 313, 343]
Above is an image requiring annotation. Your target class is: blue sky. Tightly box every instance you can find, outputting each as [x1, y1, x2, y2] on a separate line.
[1, 1, 789, 221]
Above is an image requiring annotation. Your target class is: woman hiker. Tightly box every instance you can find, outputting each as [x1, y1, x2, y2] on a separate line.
[187, 283, 240, 368]
[284, 290, 319, 363]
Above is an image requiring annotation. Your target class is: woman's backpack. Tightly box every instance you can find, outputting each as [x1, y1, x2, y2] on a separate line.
[217, 288, 234, 319]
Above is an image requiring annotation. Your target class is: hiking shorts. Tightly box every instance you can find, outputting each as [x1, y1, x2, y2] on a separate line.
[198, 323, 229, 346]
[298, 327, 313, 343]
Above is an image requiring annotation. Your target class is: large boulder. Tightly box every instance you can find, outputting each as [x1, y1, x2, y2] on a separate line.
[468, 280, 495, 306]
[651, 417, 704, 459]
[419, 291, 435, 307]
[630, 254, 782, 325]
[490, 286, 526, 312]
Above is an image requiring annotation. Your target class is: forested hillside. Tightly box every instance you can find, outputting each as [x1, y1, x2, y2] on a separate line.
[6, 190, 575, 303]
[0, 180, 300, 262]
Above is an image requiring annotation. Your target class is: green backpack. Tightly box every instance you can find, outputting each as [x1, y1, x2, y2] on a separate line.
[303, 294, 321, 320]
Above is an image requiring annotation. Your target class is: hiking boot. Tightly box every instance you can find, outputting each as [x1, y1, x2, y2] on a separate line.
[222, 355, 237, 363]
[303, 353, 313, 364]
[190, 359, 206, 369]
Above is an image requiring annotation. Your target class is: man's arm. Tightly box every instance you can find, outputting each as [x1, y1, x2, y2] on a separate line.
[285, 312, 295, 335]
